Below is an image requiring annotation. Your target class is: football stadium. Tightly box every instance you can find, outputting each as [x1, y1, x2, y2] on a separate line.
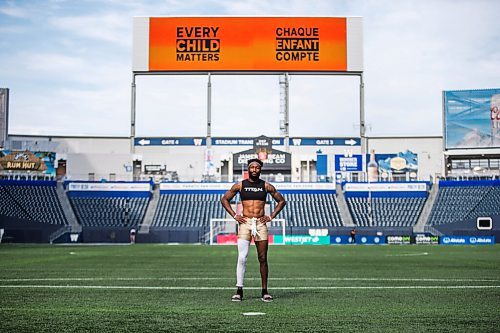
[1, 7, 499, 333]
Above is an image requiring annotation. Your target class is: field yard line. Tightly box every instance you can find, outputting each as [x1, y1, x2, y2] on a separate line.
[0, 285, 499, 290]
[0, 277, 497, 282]
[385, 252, 429, 257]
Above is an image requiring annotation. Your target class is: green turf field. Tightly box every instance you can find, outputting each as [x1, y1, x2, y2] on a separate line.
[0, 244, 499, 332]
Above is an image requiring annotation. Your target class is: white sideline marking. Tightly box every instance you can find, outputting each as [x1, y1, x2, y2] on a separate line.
[243, 312, 266, 316]
[385, 252, 429, 257]
[0, 277, 497, 282]
[0, 285, 498, 290]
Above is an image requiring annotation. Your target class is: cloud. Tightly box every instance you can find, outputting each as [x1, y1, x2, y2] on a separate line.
[3, 0, 500, 138]
[50, 13, 132, 47]
[0, 2, 29, 18]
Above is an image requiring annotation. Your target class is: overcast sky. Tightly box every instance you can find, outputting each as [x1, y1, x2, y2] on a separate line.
[1, 0, 499, 138]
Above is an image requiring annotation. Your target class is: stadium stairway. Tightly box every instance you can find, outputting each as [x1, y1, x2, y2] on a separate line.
[336, 184, 355, 226]
[138, 187, 159, 234]
[413, 182, 439, 233]
[56, 182, 81, 233]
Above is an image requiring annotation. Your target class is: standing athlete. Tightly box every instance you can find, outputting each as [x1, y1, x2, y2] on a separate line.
[221, 158, 286, 302]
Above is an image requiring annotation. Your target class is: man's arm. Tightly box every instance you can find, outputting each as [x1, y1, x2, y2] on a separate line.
[259, 183, 286, 223]
[221, 182, 246, 224]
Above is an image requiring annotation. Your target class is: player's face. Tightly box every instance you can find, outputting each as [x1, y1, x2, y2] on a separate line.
[248, 163, 261, 179]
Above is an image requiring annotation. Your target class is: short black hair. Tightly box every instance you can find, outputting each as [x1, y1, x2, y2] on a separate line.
[247, 158, 263, 167]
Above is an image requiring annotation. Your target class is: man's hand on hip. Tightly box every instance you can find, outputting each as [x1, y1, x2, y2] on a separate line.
[258, 215, 272, 224]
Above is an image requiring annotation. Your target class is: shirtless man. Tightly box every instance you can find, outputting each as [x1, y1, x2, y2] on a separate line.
[221, 158, 286, 302]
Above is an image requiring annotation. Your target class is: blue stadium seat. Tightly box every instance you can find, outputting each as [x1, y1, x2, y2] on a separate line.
[70, 197, 149, 227]
[152, 193, 225, 228]
[346, 196, 426, 227]
[0, 182, 67, 225]
[428, 185, 500, 225]
[269, 193, 344, 227]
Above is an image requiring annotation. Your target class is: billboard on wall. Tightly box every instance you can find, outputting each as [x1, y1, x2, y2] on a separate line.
[444, 89, 500, 149]
[365, 151, 418, 178]
[335, 154, 363, 172]
[133, 17, 363, 72]
[233, 148, 291, 172]
[0, 151, 56, 176]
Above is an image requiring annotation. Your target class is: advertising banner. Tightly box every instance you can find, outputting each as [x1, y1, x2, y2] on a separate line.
[344, 182, 427, 192]
[330, 235, 385, 244]
[444, 89, 500, 149]
[134, 17, 363, 72]
[68, 182, 151, 192]
[217, 234, 274, 245]
[233, 148, 291, 172]
[330, 235, 352, 244]
[440, 236, 495, 245]
[274, 235, 330, 245]
[356, 235, 385, 245]
[160, 182, 335, 192]
[365, 151, 418, 176]
[0, 150, 56, 176]
[386, 235, 412, 245]
[160, 182, 231, 192]
[335, 154, 363, 172]
[415, 235, 439, 245]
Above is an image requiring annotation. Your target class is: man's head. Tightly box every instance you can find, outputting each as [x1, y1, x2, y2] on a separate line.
[247, 158, 263, 181]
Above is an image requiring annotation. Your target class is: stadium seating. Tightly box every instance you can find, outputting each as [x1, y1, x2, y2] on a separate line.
[70, 197, 149, 228]
[428, 182, 500, 225]
[270, 193, 344, 227]
[152, 192, 343, 228]
[0, 181, 67, 225]
[346, 197, 426, 227]
[152, 193, 226, 228]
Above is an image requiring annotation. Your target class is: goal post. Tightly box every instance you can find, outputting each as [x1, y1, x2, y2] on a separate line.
[0, 228, 4, 244]
[209, 218, 286, 245]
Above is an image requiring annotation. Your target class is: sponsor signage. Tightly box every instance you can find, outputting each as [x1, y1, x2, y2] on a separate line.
[387, 235, 412, 245]
[415, 235, 439, 245]
[254, 136, 273, 150]
[144, 165, 165, 175]
[366, 151, 418, 175]
[274, 235, 330, 245]
[331, 235, 351, 244]
[160, 182, 231, 191]
[216, 234, 274, 245]
[135, 137, 361, 146]
[0, 150, 56, 176]
[330, 235, 385, 244]
[68, 182, 151, 192]
[444, 89, 500, 149]
[160, 182, 335, 191]
[357, 235, 385, 244]
[335, 154, 363, 172]
[233, 148, 291, 171]
[134, 17, 363, 72]
[344, 182, 427, 192]
[309, 229, 329, 237]
[440, 236, 495, 245]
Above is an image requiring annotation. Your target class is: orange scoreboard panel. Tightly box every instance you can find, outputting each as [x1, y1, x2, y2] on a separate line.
[148, 17, 348, 72]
